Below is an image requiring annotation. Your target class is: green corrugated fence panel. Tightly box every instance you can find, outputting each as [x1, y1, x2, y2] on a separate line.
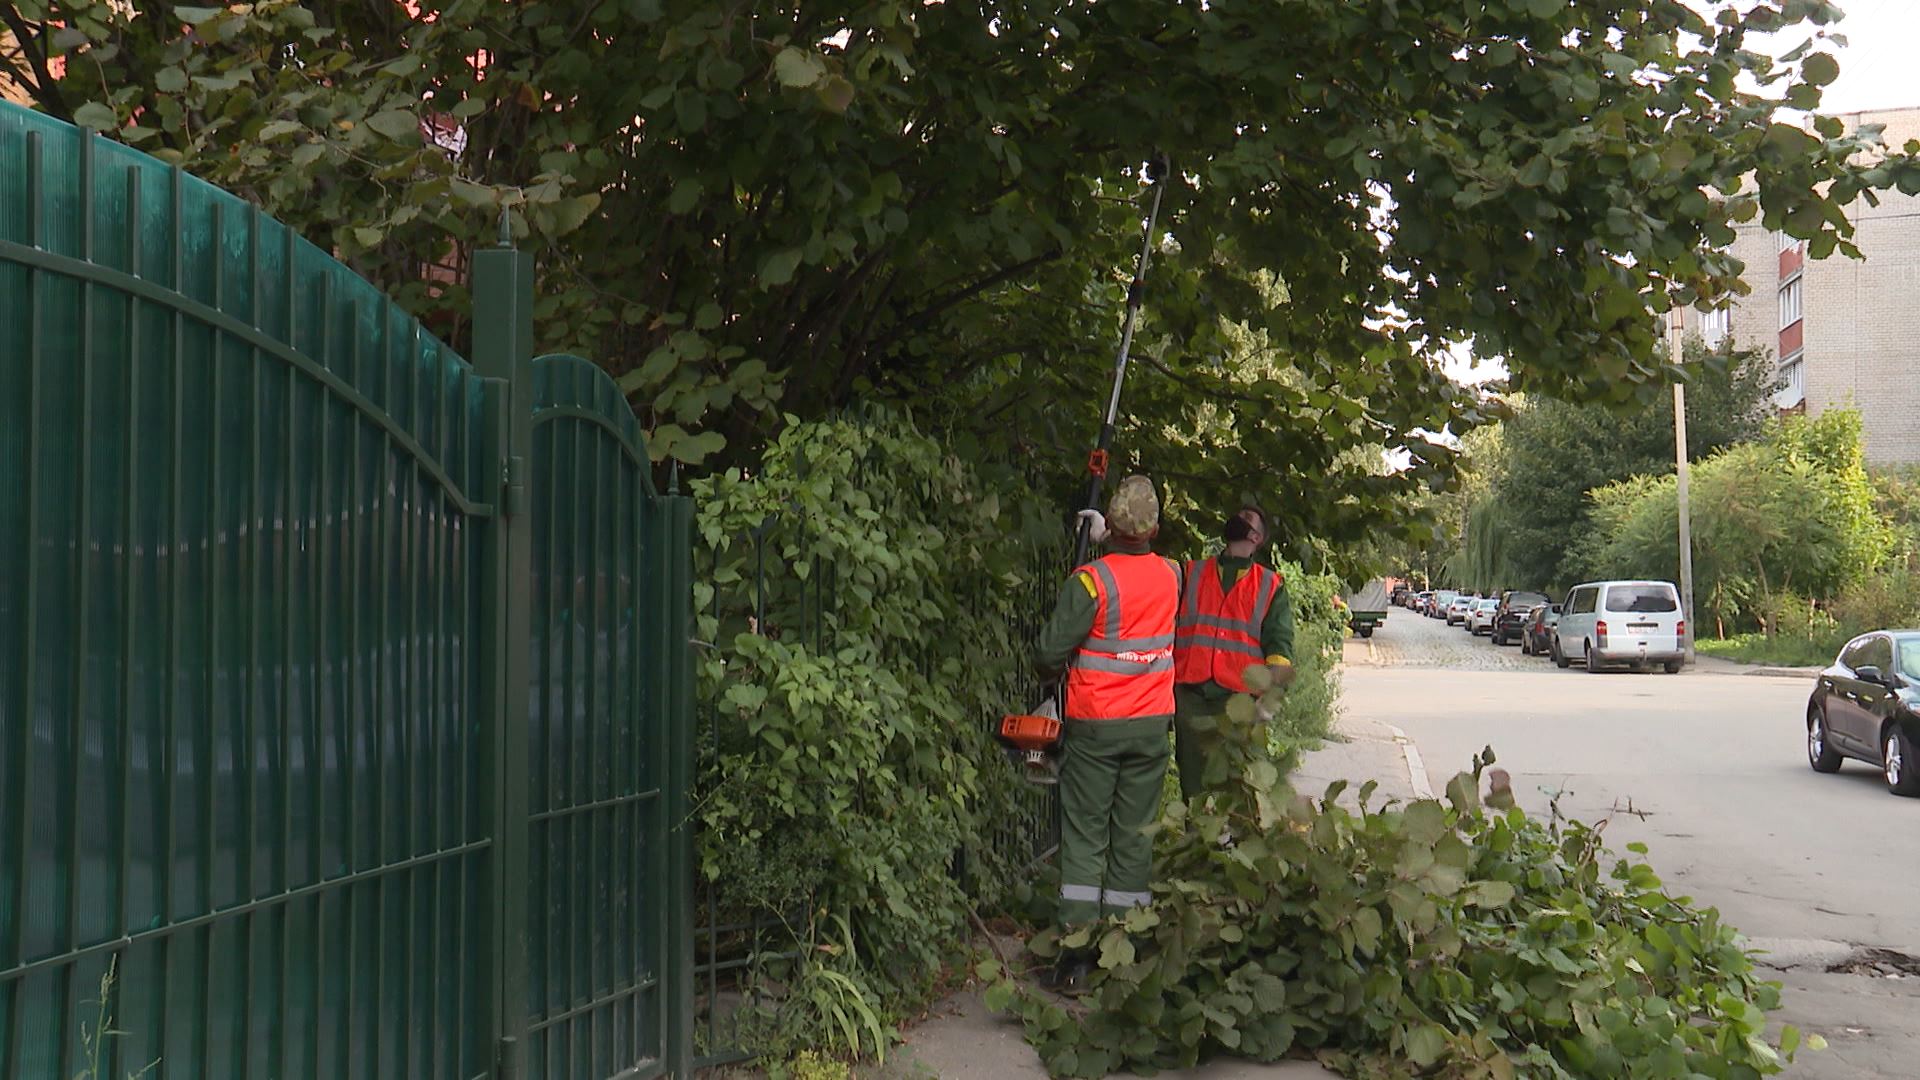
[525, 355, 668, 1080]
[0, 101, 495, 1079]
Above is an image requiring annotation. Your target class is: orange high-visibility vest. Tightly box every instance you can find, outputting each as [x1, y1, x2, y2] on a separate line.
[1064, 553, 1181, 721]
[1174, 557, 1281, 692]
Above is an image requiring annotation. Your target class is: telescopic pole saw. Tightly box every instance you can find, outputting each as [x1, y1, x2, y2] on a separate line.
[1071, 154, 1171, 570]
[995, 156, 1173, 786]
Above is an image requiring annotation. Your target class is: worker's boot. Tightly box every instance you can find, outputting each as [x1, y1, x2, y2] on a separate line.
[1050, 950, 1095, 997]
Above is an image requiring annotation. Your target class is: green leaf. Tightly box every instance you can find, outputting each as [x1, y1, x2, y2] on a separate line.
[1462, 880, 1517, 908]
[365, 109, 420, 141]
[352, 226, 384, 248]
[257, 119, 304, 141]
[1098, 929, 1134, 969]
[71, 103, 118, 131]
[448, 179, 496, 208]
[1405, 1024, 1447, 1067]
[544, 193, 601, 236]
[773, 47, 826, 88]
[1801, 52, 1840, 87]
[760, 249, 804, 287]
[1400, 800, 1447, 844]
[817, 75, 856, 112]
[694, 303, 723, 330]
[155, 67, 188, 94]
[173, 5, 224, 24]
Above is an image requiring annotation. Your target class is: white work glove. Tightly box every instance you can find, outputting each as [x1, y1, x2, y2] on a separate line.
[1076, 509, 1109, 543]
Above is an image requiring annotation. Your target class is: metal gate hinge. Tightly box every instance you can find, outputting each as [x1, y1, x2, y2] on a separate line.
[504, 455, 526, 516]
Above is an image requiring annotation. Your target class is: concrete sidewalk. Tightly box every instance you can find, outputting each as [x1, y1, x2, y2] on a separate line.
[887, 705, 1431, 1079]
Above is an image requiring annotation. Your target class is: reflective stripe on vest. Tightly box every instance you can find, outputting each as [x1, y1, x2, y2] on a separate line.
[1173, 557, 1278, 693]
[1065, 553, 1181, 721]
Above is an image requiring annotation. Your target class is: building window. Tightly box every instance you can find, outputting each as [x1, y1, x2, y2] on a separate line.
[1776, 229, 1800, 253]
[1777, 353, 1805, 409]
[1778, 275, 1803, 329]
[1699, 307, 1729, 348]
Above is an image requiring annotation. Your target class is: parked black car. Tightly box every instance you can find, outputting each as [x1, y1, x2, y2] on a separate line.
[1491, 591, 1553, 646]
[1806, 630, 1920, 796]
[1519, 604, 1561, 656]
[1391, 583, 1412, 607]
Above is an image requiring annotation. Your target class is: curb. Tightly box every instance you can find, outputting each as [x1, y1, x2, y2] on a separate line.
[1385, 724, 1434, 799]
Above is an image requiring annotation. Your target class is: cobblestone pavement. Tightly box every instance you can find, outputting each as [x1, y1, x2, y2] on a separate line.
[1343, 605, 1559, 672]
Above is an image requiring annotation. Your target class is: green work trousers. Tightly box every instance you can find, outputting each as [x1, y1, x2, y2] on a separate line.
[1173, 692, 1227, 802]
[1057, 716, 1171, 926]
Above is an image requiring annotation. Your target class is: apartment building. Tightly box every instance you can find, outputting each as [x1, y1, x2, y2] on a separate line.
[1684, 107, 1920, 464]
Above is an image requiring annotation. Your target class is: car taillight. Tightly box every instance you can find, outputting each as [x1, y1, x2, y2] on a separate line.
[1595, 620, 1608, 643]
[1676, 620, 1686, 639]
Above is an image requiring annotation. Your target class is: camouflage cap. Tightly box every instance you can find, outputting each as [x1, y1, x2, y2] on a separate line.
[1106, 474, 1160, 537]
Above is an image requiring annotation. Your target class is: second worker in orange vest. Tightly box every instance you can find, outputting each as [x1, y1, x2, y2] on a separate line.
[1171, 505, 1295, 800]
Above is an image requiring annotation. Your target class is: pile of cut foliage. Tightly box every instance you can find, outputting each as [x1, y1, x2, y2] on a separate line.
[985, 691, 1816, 1078]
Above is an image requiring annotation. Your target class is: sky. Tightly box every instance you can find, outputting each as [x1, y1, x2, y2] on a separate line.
[1753, 0, 1920, 116]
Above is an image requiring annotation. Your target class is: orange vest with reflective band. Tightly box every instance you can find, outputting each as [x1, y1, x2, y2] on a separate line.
[1174, 557, 1281, 692]
[1064, 553, 1181, 721]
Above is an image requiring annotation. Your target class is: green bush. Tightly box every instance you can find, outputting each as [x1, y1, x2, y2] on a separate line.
[1267, 560, 1349, 760]
[692, 416, 1063, 1052]
[988, 732, 1814, 1078]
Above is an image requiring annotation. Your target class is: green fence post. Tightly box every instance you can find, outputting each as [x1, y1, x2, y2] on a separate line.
[473, 238, 535, 1080]
[661, 490, 696, 1076]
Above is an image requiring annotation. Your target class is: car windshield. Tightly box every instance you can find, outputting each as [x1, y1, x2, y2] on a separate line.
[1898, 636, 1920, 677]
[1603, 584, 1677, 613]
[1478, 600, 1497, 609]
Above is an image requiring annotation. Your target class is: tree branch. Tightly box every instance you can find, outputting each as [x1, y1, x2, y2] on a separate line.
[0, 7, 69, 119]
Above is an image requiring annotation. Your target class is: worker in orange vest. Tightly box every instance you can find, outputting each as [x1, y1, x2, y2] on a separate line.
[1033, 475, 1181, 991]
[1172, 505, 1294, 799]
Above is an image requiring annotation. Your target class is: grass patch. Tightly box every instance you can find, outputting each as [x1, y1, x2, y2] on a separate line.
[1698, 633, 1838, 668]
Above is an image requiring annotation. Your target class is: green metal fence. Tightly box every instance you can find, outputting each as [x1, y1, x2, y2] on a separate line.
[0, 101, 693, 1079]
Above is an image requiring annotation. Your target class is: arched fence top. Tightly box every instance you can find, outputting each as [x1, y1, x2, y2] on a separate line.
[531, 351, 657, 496]
[0, 101, 494, 516]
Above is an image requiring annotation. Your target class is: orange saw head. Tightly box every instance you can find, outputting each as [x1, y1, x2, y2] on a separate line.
[996, 712, 1062, 785]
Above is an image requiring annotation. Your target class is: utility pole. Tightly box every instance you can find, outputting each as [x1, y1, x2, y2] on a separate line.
[1671, 308, 1697, 664]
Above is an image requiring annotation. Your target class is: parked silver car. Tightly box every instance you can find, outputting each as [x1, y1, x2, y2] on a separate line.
[1553, 580, 1685, 673]
[1446, 595, 1476, 625]
[1466, 598, 1500, 636]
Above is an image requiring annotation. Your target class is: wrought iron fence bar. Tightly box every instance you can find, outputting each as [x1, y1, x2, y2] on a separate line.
[0, 240, 496, 518]
[0, 839, 490, 990]
[526, 977, 660, 1036]
[526, 786, 661, 825]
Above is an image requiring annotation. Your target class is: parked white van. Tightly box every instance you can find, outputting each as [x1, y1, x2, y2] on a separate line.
[1552, 580, 1686, 673]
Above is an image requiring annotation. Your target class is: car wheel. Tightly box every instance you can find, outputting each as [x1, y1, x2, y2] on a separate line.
[1492, 630, 1505, 645]
[1884, 727, 1920, 796]
[1584, 643, 1604, 673]
[1663, 659, 1682, 674]
[1807, 704, 1843, 773]
[1553, 639, 1569, 669]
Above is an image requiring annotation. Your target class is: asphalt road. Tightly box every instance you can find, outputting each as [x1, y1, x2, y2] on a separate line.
[1342, 609, 1920, 1079]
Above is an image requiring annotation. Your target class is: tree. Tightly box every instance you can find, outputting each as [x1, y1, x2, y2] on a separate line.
[1476, 339, 1778, 590]
[7, 0, 1916, 545]
[1581, 408, 1890, 633]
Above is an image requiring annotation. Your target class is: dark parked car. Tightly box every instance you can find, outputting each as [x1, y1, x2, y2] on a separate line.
[1491, 591, 1553, 646]
[1391, 583, 1412, 607]
[1519, 604, 1561, 656]
[1807, 630, 1920, 796]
